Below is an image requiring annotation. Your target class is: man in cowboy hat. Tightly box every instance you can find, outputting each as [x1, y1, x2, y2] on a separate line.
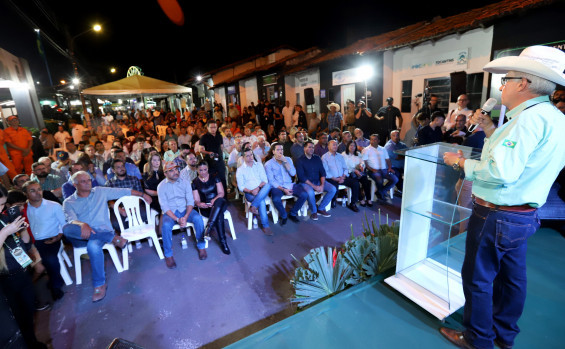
[441, 46, 565, 349]
[326, 102, 343, 132]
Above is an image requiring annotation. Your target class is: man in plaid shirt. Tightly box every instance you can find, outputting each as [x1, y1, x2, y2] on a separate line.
[105, 159, 143, 192]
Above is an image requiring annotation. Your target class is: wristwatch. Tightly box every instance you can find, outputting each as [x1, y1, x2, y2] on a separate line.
[452, 158, 461, 171]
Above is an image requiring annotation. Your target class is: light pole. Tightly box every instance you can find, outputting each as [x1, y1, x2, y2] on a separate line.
[67, 24, 102, 116]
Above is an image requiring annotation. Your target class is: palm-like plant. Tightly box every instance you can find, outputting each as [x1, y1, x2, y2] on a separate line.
[290, 213, 400, 308]
[290, 247, 352, 307]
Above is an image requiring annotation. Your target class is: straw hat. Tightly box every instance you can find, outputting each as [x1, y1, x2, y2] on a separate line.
[327, 102, 340, 112]
[483, 45, 565, 86]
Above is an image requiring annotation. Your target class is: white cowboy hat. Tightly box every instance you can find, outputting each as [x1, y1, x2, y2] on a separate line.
[483, 45, 565, 86]
[327, 102, 340, 112]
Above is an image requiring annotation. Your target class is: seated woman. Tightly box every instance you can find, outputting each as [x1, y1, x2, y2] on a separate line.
[191, 160, 230, 255]
[142, 152, 164, 235]
[342, 140, 372, 207]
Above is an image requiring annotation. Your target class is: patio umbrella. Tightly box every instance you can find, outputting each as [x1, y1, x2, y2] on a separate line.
[82, 74, 191, 96]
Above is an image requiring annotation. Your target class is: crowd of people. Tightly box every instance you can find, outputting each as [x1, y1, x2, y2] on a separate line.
[1, 80, 564, 347]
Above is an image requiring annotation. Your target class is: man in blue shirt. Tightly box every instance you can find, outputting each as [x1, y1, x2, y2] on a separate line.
[24, 181, 67, 301]
[264, 142, 308, 224]
[384, 130, 407, 192]
[322, 140, 360, 212]
[158, 161, 206, 267]
[63, 171, 151, 302]
[441, 46, 565, 349]
[295, 141, 336, 220]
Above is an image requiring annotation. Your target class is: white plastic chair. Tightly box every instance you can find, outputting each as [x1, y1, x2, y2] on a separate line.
[243, 195, 276, 230]
[58, 242, 73, 286]
[113, 196, 164, 270]
[368, 177, 394, 202]
[73, 243, 123, 285]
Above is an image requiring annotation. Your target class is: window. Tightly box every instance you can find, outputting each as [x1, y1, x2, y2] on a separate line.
[424, 77, 451, 113]
[401, 80, 412, 113]
[466, 73, 484, 111]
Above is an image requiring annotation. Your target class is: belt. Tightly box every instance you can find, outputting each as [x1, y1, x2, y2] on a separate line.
[472, 196, 536, 212]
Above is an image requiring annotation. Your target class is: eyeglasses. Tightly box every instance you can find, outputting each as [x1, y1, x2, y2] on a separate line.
[501, 76, 532, 86]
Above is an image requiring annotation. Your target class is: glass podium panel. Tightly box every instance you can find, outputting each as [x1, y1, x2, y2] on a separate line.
[385, 143, 482, 320]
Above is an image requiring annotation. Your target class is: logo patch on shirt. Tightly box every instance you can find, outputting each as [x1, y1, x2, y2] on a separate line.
[503, 139, 517, 149]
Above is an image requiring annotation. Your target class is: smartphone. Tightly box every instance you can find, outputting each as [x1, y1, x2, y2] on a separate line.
[7, 206, 21, 223]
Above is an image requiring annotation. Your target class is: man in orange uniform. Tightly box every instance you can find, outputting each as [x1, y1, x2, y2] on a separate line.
[4, 115, 33, 175]
[0, 126, 18, 179]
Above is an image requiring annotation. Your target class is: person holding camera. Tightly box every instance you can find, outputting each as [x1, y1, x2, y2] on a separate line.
[0, 184, 48, 348]
[354, 100, 373, 141]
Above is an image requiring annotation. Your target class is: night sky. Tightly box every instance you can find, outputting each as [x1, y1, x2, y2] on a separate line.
[0, 0, 502, 88]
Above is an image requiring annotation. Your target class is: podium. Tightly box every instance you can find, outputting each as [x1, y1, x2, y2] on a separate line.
[384, 142, 482, 320]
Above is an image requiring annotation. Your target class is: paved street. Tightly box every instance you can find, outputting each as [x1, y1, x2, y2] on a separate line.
[36, 195, 401, 349]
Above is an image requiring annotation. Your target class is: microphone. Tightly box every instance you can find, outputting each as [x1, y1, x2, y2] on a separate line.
[468, 98, 497, 132]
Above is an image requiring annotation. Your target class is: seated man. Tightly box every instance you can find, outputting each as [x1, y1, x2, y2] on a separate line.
[295, 140, 336, 220]
[105, 148, 142, 181]
[163, 139, 180, 162]
[173, 144, 191, 170]
[23, 180, 67, 302]
[444, 114, 468, 145]
[62, 171, 151, 302]
[337, 130, 352, 153]
[290, 131, 306, 163]
[322, 140, 360, 212]
[354, 128, 370, 151]
[179, 152, 198, 183]
[253, 135, 270, 163]
[264, 142, 308, 224]
[52, 151, 71, 179]
[158, 161, 206, 268]
[236, 147, 273, 236]
[105, 159, 143, 192]
[384, 130, 407, 192]
[362, 134, 398, 204]
[30, 162, 65, 201]
[314, 132, 329, 157]
[62, 156, 103, 199]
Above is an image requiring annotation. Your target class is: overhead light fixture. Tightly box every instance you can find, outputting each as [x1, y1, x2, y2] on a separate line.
[357, 65, 374, 81]
[72, 78, 80, 85]
[93, 24, 102, 32]
[196, 75, 202, 82]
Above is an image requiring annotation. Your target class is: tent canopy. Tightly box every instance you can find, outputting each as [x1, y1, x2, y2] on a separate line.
[82, 75, 191, 96]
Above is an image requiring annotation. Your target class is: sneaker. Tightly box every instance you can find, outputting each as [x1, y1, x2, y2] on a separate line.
[317, 209, 331, 217]
[310, 213, 318, 221]
[288, 214, 300, 223]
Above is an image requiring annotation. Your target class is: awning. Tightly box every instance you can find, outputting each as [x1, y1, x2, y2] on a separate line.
[82, 75, 191, 96]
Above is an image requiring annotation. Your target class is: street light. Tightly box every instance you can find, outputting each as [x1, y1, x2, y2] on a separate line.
[110, 67, 116, 74]
[68, 24, 102, 115]
[358, 65, 374, 103]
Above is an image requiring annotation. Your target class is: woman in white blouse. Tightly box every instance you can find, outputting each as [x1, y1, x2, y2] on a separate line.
[342, 140, 373, 207]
